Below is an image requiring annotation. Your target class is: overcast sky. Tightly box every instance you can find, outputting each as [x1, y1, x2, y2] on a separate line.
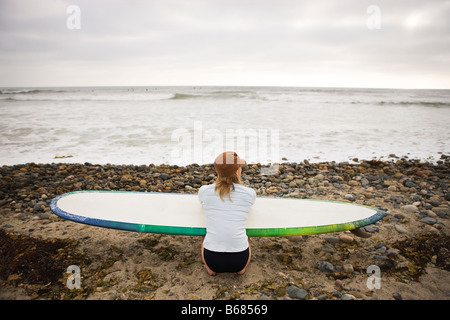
[0, 0, 449, 89]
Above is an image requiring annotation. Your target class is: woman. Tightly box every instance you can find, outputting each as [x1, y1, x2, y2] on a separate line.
[198, 151, 256, 276]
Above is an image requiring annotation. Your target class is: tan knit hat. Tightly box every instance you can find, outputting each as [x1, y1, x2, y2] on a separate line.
[213, 151, 246, 177]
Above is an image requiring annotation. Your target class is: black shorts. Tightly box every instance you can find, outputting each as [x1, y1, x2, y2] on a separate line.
[203, 247, 250, 273]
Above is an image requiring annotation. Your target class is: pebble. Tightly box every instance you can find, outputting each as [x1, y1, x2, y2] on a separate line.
[315, 173, 324, 181]
[373, 255, 388, 261]
[322, 244, 337, 254]
[317, 261, 334, 273]
[334, 280, 345, 289]
[339, 234, 354, 243]
[403, 180, 416, 188]
[375, 245, 387, 254]
[432, 206, 449, 214]
[394, 224, 408, 234]
[393, 293, 403, 300]
[38, 212, 50, 220]
[426, 210, 437, 218]
[436, 211, 448, 219]
[286, 285, 308, 300]
[348, 180, 360, 187]
[360, 178, 369, 186]
[343, 263, 354, 273]
[364, 226, 377, 233]
[341, 293, 357, 300]
[324, 236, 340, 244]
[401, 205, 418, 214]
[420, 217, 437, 225]
[344, 194, 355, 201]
[387, 185, 397, 192]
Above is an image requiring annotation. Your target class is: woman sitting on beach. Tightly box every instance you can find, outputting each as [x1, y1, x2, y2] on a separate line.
[198, 151, 256, 276]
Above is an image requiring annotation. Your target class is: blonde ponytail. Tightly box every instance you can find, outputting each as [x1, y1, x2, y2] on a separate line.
[215, 173, 242, 202]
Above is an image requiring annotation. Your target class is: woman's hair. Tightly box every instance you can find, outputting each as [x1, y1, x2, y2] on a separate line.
[215, 172, 242, 202]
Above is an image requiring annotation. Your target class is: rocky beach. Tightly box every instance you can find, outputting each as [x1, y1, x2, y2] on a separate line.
[0, 157, 449, 300]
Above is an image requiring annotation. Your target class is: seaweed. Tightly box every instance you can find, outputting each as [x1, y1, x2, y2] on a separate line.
[391, 234, 450, 280]
[0, 229, 89, 286]
[138, 236, 179, 261]
[154, 246, 179, 261]
[131, 269, 164, 295]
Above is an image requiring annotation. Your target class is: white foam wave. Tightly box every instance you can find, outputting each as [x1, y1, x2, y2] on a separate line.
[0, 86, 449, 166]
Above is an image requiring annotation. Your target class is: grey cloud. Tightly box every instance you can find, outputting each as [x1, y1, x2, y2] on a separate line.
[0, 0, 448, 88]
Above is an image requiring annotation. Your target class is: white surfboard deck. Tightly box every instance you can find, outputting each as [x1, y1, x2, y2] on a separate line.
[50, 191, 385, 237]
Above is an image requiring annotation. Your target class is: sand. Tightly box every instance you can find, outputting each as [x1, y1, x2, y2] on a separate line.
[0, 159, 449, 300]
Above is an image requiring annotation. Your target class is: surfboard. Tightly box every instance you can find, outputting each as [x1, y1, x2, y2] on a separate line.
[50, 191, 385, 237]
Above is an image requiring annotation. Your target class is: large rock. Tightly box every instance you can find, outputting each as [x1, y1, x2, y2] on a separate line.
[286, 285, 308, 300]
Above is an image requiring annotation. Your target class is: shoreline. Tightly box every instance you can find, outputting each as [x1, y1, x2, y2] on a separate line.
[1, 152, 448, 168]
[0, 158, 449, 300]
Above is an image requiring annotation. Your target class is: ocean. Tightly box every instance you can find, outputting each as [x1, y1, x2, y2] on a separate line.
[0, 86, 449, 166]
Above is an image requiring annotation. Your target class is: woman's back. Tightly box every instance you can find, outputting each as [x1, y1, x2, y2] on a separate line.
[199, 183, 256, 252]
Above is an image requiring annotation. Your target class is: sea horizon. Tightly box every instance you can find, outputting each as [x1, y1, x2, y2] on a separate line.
[2, 84, 450, 91]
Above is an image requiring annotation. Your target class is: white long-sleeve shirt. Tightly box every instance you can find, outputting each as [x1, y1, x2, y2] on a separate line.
[198, 183, 256, 252]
